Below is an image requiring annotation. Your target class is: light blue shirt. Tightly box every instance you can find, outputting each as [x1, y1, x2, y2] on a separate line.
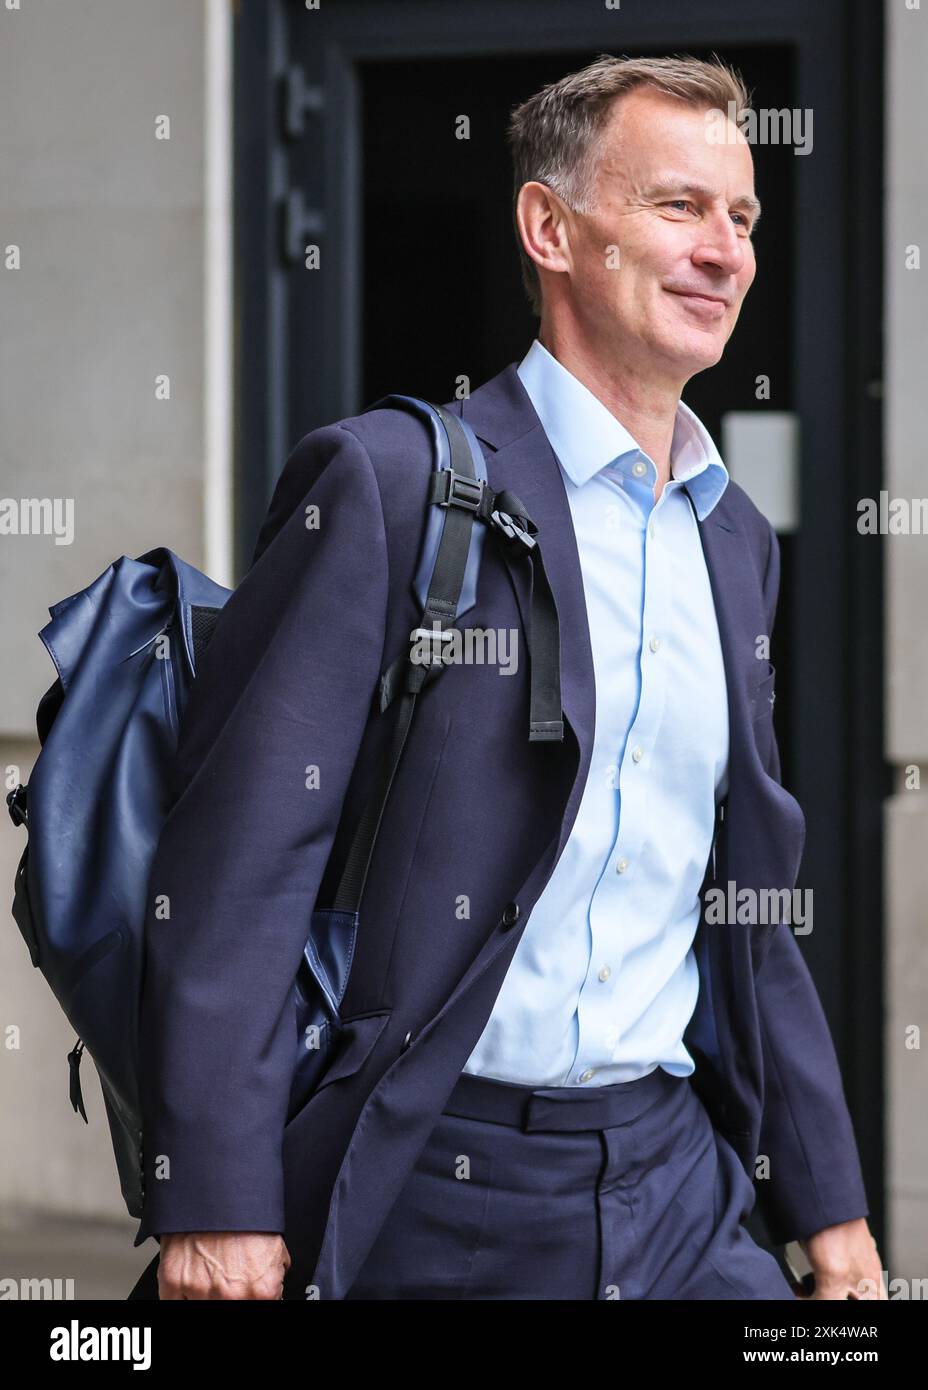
[463, 337, 731, 1087]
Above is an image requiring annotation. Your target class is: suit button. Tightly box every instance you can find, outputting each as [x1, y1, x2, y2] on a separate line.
[501, 901, 521, 929]
[401, 1031, 412, 1052]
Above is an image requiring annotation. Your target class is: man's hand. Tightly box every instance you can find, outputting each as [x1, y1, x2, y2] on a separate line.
[157, 1232, 291, 1300]
[792, 1218, 886, 1300]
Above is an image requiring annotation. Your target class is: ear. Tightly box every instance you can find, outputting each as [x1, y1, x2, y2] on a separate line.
[516, 181, 574, 281]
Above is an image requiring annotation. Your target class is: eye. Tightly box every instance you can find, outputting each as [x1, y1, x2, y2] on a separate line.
[666, 199, 694, 214]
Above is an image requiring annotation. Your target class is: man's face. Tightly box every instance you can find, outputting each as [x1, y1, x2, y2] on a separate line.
[560, 87, 759, 382]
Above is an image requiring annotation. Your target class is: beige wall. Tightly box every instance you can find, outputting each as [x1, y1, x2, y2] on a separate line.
[884, 0, 928, 1284]
[0, 0, 227, 1229]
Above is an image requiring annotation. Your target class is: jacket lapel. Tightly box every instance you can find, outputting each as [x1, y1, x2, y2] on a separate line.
[692, 502, 764, 802]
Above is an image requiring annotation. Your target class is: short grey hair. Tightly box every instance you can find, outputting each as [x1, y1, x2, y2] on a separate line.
[507, 53, 752, 316]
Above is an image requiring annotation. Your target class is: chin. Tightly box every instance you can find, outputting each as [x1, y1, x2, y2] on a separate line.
[654, 339, 724, 379]
[678, 330, 728, 370]
[651, 318, 726, 371]
[696, 342, 727, 370]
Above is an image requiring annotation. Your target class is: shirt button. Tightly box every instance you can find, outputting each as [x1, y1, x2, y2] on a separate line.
[649, 636, 661, 652]
[632, 746, 643, 762]
[579, 1068, 596, 1083]
[616, 857, 628, 873]
[598, 965, 611, 982]
[648, 522, 655, 538]
[632, 461, 646, 477]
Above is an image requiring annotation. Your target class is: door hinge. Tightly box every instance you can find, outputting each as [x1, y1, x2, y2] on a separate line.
[282, 64, 323, 139]
[283, 187, 325, 264]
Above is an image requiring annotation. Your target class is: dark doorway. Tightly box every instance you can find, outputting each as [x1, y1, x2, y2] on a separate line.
[358, 41, 798, 807]
[359, 47, 794, 428]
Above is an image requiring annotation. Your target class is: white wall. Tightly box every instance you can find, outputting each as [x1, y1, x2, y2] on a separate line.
[0, 0, 231, 1228]
[884, 0, 928, 1283]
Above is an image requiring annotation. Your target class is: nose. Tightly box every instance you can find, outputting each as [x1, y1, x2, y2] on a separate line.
[691, 212, 749, 279]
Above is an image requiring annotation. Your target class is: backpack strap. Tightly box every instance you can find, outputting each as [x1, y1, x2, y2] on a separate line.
[370, 396, 563, 741]
[330, 394, 563, 916]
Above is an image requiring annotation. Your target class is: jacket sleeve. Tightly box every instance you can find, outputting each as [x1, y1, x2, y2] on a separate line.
[752, 522, 870, 1245]
[135, 422, 388, 1242]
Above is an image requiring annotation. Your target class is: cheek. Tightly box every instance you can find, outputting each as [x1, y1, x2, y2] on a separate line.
[739, 254, 757, 293]
[593, 256, 641, 314]
[727, 262, 756, 320]
[578, 231, 626, 300]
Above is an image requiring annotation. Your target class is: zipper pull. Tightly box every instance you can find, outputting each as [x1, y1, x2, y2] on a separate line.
[67, 1038, 88, 1123]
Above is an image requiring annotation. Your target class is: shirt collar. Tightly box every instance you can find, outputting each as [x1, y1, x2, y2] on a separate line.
[516, 337, 729, 520]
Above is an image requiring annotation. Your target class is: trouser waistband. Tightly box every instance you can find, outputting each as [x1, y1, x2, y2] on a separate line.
[443, 1065, 685, 1133]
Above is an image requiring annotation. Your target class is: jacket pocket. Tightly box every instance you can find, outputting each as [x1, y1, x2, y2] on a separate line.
[285, 1010, 392, 1132]
[315, 1010, 392, 1091]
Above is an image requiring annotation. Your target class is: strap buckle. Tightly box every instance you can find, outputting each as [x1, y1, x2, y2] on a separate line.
[409, 625, 457, 669]
[6, 784, 27, 828]
[434, 469, 485, 513]
[491, 509, 537, 553]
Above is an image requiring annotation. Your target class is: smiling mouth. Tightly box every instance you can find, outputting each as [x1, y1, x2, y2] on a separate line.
[666, 289, 730, 306]
[665, 289, 731, 320]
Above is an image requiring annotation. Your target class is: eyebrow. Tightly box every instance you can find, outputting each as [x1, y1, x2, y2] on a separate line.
[643, 179, 763, 226]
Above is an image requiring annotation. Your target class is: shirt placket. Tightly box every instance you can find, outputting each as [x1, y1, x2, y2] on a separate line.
[571, 466, 677, 1084]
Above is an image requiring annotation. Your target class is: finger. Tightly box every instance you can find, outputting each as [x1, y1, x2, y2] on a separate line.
[157, 1268, 183, 1301]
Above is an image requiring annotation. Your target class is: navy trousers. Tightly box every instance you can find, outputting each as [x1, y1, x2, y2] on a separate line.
[345, 1067, 797, 1300]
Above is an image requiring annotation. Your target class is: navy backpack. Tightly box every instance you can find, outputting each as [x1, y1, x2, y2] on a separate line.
[6, 395, 562, 1219]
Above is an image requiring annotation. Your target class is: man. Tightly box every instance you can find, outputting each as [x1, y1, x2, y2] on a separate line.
[131, 54, 880, 1300]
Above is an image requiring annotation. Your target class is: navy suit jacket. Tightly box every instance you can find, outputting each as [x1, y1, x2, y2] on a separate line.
[135, 361, 870, 1298]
